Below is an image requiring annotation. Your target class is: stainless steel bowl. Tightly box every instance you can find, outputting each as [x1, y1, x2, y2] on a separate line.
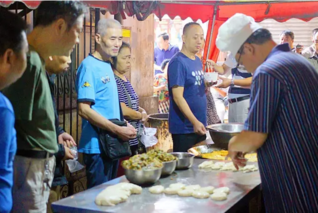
[207, 123, 244, 150]
[124, 167, 162, 186]
[171, 152, 194, 170]
[161, 160, 177, 177]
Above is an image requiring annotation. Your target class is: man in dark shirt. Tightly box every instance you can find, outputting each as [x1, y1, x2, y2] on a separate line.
[45, 55, 75, 213]
[154, 33, 179, 75]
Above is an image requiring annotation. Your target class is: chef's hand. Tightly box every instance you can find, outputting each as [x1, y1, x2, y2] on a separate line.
[214, 76, 231, 89]
[193, 121, 206, 135]
[58, 132, 76, 148]
[64, 146, 75, 160]
[141, 111, 148, 123]
[206, 59, 216, 68]
[205, 80, 218, 88]
[228, 139, 247, 170]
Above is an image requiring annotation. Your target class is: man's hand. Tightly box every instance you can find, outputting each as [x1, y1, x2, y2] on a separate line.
[64, 146, 75, 160]
[193, 121, 206, 135]
[228, 137, 247, 170]
[214, 76, 231, 89]
[116, 125, 137, 141]
[141, 111, 148, 123]
[58, 132, 76, 148]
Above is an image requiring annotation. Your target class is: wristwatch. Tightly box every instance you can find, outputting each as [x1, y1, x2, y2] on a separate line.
[230, 78, 235, 87]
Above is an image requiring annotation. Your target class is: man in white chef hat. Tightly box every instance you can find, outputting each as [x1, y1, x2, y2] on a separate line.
[217, 13, 318, 213]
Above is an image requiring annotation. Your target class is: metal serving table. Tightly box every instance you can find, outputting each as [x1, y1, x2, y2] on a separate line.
[52, 159, 261, 213]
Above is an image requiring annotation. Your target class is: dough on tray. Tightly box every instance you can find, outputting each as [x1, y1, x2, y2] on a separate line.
[220, 162, 237, 171]
[95, 183, 142, 206]
[169, 183, 186, 190]
[213, 187, 230, 195]
[178, 189, 193, 197]
[211, 192, 227, 201]
[149, 185, 165, 194]
[192, 190, 210, 199]
[200, 186, 215, 194]
[240, 165, 258, 173]
[198, 161, 214, 169]
[185, 185, 201, 191]
[164, 187, 179, 195]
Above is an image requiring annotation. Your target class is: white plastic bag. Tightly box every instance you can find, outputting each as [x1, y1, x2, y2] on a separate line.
[65, 147, 84, 173]
[140, 127, 158, 148]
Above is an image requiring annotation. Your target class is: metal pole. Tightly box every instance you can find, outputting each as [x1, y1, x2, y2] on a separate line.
[206, 4, 218, 61]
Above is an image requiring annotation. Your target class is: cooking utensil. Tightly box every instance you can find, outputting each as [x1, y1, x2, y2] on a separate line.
[170, 152, 194, 170]
[161, 160, 177, 177]
[124, 167, 162, 186]
[207, 123, 244, 150]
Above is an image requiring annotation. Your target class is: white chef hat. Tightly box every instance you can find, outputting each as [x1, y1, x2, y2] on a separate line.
[216, 13, 263, 56]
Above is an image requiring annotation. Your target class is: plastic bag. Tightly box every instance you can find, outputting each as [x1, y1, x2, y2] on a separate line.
[140, 127, 158, 148]
[65, 147, 84, 173]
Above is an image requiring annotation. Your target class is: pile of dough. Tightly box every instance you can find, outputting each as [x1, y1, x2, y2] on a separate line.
[149, 185, 165, 194]
[240, 165, 258, 173]
[200, 186, 214, 194]
[199, 160, 258, 173]
[177, 189, 193, 197]
[95, 183, 142, 206]
[198, 161, 214, 169]
[192, 190, 210, 199]
[185, 185, 201, 191]
[164, 183, 186, 195]
[211, 192, 227, 201]
[213, 187, 230, 194]
[220, 162, 237, 171]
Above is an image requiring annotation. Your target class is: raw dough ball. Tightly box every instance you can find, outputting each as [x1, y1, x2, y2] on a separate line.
[164, 187, 179, 195]
[117, 183, 142, 194]
[192, 190, 210, 199]
[185, 185, 201, 191]
[211, 192, 227, 201]
[241, 165, 258, 173]
[220, 162, 237, 171]
[200, 186, 215, 194]
[211, 162, 225, 170]
[95, 185, 130, 206]
[149, 185, 165, 194]
[199, 161, 214, 169]
[178, 189, 193, 197]
[213, 187, 230, 194]
[169, 183, 186, 190]
[95, 183, 142, 206]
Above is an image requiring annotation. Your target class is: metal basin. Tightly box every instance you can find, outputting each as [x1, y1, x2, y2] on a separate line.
[207, 123, 244, 150]
[171, 152, 194, 170]
[161, 160, 177, 177]
[124, 167, 162, 186]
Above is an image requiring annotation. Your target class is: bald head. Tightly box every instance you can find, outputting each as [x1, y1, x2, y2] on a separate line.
[182, 22, 204, 55]
[97, 18, 122, 37]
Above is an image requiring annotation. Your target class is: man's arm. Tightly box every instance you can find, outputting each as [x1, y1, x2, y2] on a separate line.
[172, 87, 206, 135]
[78, 102, 121, 134]
[215, 76, 252, 88]
[229, 131, 268, 153]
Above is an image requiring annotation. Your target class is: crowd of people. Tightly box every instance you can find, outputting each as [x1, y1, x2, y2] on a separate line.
[1, 2, 318, 213]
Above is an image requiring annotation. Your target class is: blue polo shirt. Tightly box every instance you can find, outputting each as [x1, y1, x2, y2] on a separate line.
[0, 92, 16, 213]
[168, 52, 207, 134]
[245, 43, 318, 212]
[154, 44, 179, 75]
[76, 54, 120, 154]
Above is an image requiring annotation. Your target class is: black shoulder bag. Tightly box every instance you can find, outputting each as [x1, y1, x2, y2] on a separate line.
[92, 96, 132, 161]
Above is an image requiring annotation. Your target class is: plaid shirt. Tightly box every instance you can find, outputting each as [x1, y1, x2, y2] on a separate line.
[302, 44, 318, 72]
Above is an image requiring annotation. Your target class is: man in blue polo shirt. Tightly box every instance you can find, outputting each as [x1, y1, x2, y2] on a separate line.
[0, 9, 28, 213]
[76, 18, 136, 189]
[217, 13, 318, 212]
[168, 22, 207, 152]
[154, 33, 179, 75]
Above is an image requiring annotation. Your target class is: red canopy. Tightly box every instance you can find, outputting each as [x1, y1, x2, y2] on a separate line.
[156, 1, 318, 61]
[2, 1, 318, 61]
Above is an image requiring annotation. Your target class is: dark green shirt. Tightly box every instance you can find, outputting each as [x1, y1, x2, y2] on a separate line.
[2, 47, 57, 153]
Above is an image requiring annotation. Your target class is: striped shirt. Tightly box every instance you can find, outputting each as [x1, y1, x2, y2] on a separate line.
[115, 76, 139, 146]
[245, 43, 318, 213]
